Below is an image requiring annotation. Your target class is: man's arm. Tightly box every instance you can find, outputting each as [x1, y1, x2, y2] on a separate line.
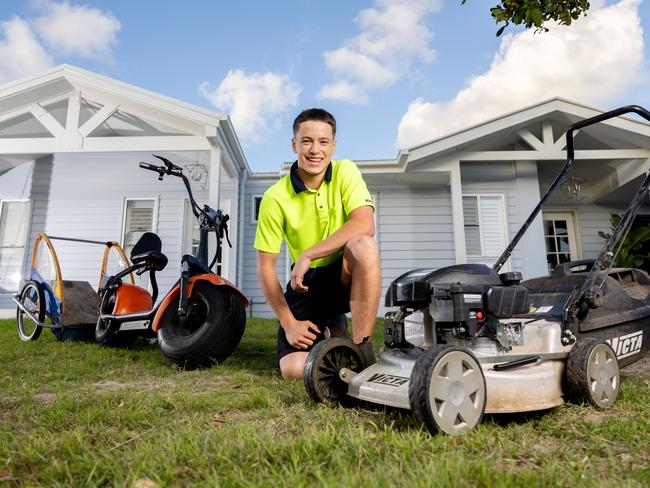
[290, 205, 374, 292]
[257, 250, 321, 349]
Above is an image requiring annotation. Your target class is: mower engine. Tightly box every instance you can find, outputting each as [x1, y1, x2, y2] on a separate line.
[384, 264, 529, 352]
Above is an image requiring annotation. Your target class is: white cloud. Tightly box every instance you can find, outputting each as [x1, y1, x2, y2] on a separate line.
[200, 69, 301, 142]
[318, 0, 441, 102]
[0, 16, 53, 83]
[397, 0, 644, 148]
[317, 80, 368, 103]
[33, 1, 121, 59]
[0, 1, 120, 84]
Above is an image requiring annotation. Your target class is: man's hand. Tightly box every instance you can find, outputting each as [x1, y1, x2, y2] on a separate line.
[283, 318, 320, 349]
[290, 254, 311, 292]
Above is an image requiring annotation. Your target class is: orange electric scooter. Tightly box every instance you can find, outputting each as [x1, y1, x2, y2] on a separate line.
[96, 155, 248, 368]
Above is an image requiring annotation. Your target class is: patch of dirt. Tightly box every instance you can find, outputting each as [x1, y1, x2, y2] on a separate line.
[579, 408, 625, 423]
[93, 379, 177, 391]
[621, 352, 650, 377]
[92, 375, 236, 393]
[33, 392, 56, 405]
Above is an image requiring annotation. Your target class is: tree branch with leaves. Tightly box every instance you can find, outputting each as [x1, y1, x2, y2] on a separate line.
[462, 0, 591, 36]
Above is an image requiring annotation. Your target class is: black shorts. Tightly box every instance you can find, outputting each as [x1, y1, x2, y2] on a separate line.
[277, 257, 350, 361]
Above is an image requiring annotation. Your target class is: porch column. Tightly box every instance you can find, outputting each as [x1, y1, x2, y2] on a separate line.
[448, 160, 467, 264]
[207, 145, 221, 264]
[514, 160, 547, 278]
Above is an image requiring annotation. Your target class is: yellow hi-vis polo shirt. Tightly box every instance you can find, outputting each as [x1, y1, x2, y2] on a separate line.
[254, 159, 375, 268]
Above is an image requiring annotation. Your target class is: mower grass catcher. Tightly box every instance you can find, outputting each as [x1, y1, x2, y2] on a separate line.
[304, 105, 650, 435]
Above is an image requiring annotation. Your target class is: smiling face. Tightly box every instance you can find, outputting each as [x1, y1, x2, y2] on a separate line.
[291, 120, 336, 183]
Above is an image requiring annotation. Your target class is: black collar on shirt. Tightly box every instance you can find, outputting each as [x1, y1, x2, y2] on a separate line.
[290, 160, 333, 194]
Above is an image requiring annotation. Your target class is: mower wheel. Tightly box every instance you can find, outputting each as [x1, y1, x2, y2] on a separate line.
[304, 337, 365, 407]
[157, 282, 246, 369]
[409, 345, 486, 436]
[16, 280, 44, 341]
[566, 338, 619, 408]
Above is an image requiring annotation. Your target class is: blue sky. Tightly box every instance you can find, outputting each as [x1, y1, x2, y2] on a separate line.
[0, 1, 649, 171]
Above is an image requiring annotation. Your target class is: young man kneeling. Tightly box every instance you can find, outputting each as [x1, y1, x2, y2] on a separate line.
[255, 108, 381, 379]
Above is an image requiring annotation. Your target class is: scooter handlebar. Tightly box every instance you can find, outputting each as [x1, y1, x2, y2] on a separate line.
[139, 162, 165, 172]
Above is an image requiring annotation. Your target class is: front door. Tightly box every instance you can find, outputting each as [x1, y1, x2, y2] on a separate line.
[543, 212, 580, 274]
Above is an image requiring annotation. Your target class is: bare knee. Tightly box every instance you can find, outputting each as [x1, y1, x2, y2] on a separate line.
[344, 235, 379, 267]
[279, 352, 308, 380]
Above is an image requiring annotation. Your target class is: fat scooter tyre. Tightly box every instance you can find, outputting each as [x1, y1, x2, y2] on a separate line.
[566, 338, 620, 408]
[409, 345, 486, 436]
[16, 280, 45, 341]
[157, 281, 245, 369]
[303, 338, 365, 407]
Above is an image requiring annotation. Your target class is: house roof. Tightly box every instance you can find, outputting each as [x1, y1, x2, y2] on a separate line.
[0, 64, 250, 174]
[348, 98, 650, 174]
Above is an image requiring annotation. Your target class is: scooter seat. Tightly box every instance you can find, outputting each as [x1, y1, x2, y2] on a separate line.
[131, 250, 168, 271]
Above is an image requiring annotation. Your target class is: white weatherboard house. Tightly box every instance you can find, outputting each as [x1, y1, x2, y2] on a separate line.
[2, 66, 650, 319]
[0, 65, 249, 314]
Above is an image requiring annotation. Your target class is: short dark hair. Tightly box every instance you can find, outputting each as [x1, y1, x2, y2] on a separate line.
[292, 108, 336, 137]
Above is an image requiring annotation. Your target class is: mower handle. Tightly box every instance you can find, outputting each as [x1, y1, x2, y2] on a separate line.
[493, 105, 650, 273]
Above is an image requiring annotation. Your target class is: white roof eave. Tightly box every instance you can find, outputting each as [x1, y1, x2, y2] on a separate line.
[0, 64, 252, 173]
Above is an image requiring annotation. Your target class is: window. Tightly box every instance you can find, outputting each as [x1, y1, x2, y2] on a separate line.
[0, 200, 30, 292]
[463, 195, 507, 258]
[121, 199, 156, 257]
[252, 195, 263, 223]
[543, 212, 580, 273]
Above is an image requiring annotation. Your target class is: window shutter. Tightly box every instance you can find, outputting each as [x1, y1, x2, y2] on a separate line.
[123, 200, 155, 255]
[463, 196, 481, 256]
[479, 196, 505, 256]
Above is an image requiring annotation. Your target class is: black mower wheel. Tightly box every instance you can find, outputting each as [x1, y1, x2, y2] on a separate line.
[16, 280, 44, 341]
[303, 337, 365, 407]
[95, 290, 119, 345]
[157, 282, 246, 369]
[566, 338, 620, 408]
[409, 345, 486, 436]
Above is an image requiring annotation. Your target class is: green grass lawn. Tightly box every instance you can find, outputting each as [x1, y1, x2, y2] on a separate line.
[1, 317, 649, 487]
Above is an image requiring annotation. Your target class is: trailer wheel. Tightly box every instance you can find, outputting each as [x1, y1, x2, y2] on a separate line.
[16, 280, 44, 341]
[566, 338, 619, 408]
[304, 338, 365, 407]
[409, 345, 486, 436]
[157, 282, 246, 369]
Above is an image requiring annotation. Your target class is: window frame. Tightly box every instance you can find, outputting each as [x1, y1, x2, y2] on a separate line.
[0, 198, 32, 293]
[542, 211, 582, 273]
[251, 194, 263, 224]
[462, 193, 508, 259]
[120, 197, 158, 253]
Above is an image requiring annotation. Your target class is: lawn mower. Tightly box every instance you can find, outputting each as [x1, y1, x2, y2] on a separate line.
[304, 105, 650, 435]
[95, 155, 248, 368]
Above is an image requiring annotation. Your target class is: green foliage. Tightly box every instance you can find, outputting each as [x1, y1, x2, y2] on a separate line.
[598, 213, 650, 269]
[461, 0, 590, 36]
[0, 318, 648, 486]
